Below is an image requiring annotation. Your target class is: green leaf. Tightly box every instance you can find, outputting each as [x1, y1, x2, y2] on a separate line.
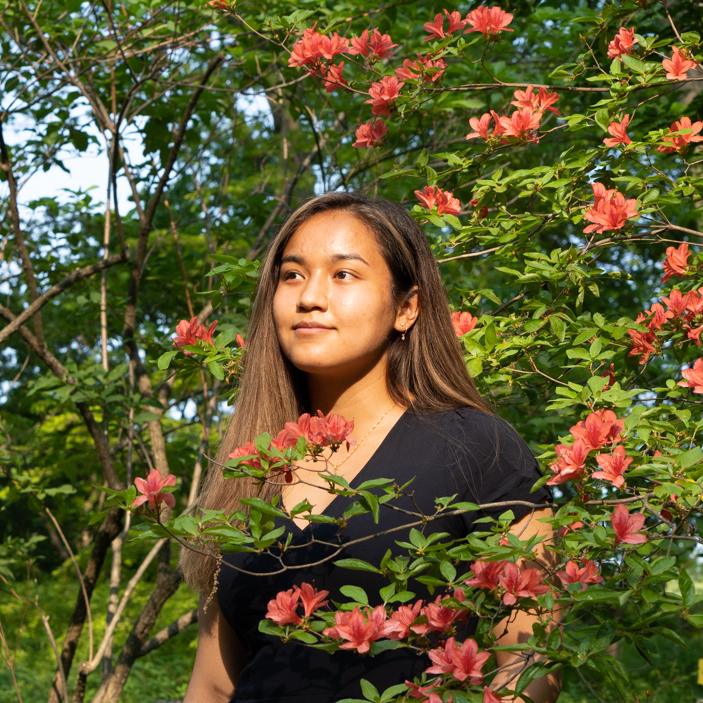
[340, 585, 369, 605]
[549, 316, 566, 342]
[360, 679, 380, 703]
[622, 54, 646, 74]
[207, 359, 225, 380]
[334, 559, 380, 573]
[157, 351, 178, 369]
[679, 569, 695, 610]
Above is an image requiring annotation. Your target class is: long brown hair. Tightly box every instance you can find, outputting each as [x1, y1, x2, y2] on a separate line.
[181, 191, 493, 594]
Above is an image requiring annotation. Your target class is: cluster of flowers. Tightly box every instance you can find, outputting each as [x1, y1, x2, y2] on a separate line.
[547, 409, 629, 488]
[466, 84, 560, 146]
[607, 27, 699, 81]
[602, 113, 703, 154]
[451, 311, 478, 336]
[172, 317, 218, 354]
[414, 185, 461, 215]
[286, 6, 514, 149]
[228, 411, 355, 482]
[628, 288, 703, 364]
[582, 182, 639, 235]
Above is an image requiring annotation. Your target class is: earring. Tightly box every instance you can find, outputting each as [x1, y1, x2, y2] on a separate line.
[401, 323, 406, 341]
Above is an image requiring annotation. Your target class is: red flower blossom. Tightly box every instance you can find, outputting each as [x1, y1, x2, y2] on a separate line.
[395, 59, 422, 80]
[483, 688, 505, 703]
[417, 54, 447, 82]
[321, 62, 346, 92]
[607, 27, 636, 59]
[288, 26, 349, 69]
[557, 560, 603, 588]
[265, 588, 301, 626]
[604, 114, 632, 147]
[283, 411, 354, 450]
[228, 440, 264, 471]
[420, 591, 467, 633]
[558, 518, 584, 537]
[406, 679, 443, 702]
[424, 10, 467, 41]
[510, 85, 560, 116]
[464, 6, 514, 39]
[414, 185, 461, 215]
[662, 242, 690, 282]
[131, 469, 177, 510]
[656, 116, 703, 154]
[464, 560, 507, 590]
[426, 637, 490, 684]
[601, 363, 616, 390]
[207, 0, 228, 9]
[678, 358, 703, 394]
[173, 317, 218, 355]
[366, 76, 404, 117]
[349, 28, 397, 59]
[685, 289, 703, 316]
[583, 182, 639, 235]
[686, 325, 703, 346]
[497, 106, 543, 143]
[662, 47, 698, 81]
[547, 439, 590, 485]
[627, 319, 656, 365]
[498, 562, 550, 605]
[387, 600, 424, 639]
[611, 504, 647, 546]
[353, 119, 388, 148]
[592, 445, 632, 488]
[323, 605, 393, 653]
[661, 289, 688, 319]
[570, 409, 624, 451]
[451, 311, 478, 336]
[298, 582, 329, 617]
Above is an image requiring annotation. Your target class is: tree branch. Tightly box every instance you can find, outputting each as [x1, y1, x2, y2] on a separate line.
[136, 608, 197, 658]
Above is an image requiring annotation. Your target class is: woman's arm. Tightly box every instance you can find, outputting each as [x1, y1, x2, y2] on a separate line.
[183, 596, 245, 703]
[490, 507, 562, 703]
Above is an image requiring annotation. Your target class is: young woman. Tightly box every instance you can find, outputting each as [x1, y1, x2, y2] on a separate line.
[182, 192, 560, 703]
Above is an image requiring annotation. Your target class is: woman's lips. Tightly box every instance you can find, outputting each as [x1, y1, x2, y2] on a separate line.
[293, 325, 333, 335]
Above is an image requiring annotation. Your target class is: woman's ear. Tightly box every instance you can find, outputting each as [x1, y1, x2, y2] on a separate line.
[394, 286, 420, 334]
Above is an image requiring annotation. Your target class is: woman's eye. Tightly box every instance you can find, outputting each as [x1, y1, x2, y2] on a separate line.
[283, 270, 302, 280]
[335, 270, 354, 280]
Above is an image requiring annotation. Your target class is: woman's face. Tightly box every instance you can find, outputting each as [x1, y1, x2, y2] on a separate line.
[273, 211, 400, 378]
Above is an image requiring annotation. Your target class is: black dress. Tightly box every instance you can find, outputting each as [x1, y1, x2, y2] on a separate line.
[217, 407, 551, 703]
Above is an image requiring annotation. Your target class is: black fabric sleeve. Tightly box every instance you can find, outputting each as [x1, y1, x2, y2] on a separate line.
[438, 408, 552, 534]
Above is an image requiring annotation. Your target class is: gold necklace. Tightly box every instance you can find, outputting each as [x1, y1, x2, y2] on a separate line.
[327, 404, 397, 474]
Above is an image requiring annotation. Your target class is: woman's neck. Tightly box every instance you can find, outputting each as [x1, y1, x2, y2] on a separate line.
[306, 358, 397, 432]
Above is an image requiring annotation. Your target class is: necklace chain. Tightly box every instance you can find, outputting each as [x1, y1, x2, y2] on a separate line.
[328, 404, 396, 474]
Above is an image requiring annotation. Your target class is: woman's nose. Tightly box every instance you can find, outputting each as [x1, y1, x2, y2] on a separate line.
[297, 272, 329, 311]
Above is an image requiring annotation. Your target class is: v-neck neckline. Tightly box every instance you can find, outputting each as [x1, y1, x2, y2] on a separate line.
[290, 407, 412, 533]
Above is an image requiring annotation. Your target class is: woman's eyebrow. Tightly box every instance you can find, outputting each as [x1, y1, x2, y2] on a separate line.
[280, 253, 370, 266]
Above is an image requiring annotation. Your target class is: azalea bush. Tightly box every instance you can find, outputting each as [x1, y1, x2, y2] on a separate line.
[106, 5, 703, 702]
[3, 0, 703, 701]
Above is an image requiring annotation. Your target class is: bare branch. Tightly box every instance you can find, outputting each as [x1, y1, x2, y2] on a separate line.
[136, 608, 198, 657]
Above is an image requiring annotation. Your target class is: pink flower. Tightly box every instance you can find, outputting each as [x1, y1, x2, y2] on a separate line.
[353, 119, 388, 148]
[173, 317, 218, 354]
[464, 560, 507, 590]
[414, 185, 461, 215]
[604, 114, 632, 147]
[323, 606, 387, 653]
[421, 590, 467, 633]
[265, 588, 301, 626]
[395, 59, 422, 81]
[583, 182, 639, 235]
[131, 469, 177, 510]
[547, 439, 590, 485]
[424, 13, 447, 41]
[662, 47, 698, 80]
[662, 242, 690, 282]
[228, 440, 264, 471]
[427, 637, 490, 684]
[684, 289, 703, 316]
[366, 76, 404, 117]
[417, 54, 447, 82]
[678, 358, 703, 394]
[498, 107, 543, 143]
[592, 445, 632, 488]
[557, 560, 603, 587]
[451, 311, 478, 336]
[464, 6, 514, 39]
[406, 679, 442, 701]
[570, 409, 624, 451]
[321, 62, 346, 92]
[661, 289, 688, 319]
[466, 113, 492, 141]
[610, 504, 647, 546]
[207, 0, 228, 9]
[656, 117, 703, 154]
[386, 600, 424, 639]
[288, 26, 349, 69]
[498, 562, 550, 605]
[511, 85, 561, 116]
[607, 27, 636, 59]
[483, 688, 505, 703]
[298, 582, 329, 617]
[349, 29, 397, 59]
